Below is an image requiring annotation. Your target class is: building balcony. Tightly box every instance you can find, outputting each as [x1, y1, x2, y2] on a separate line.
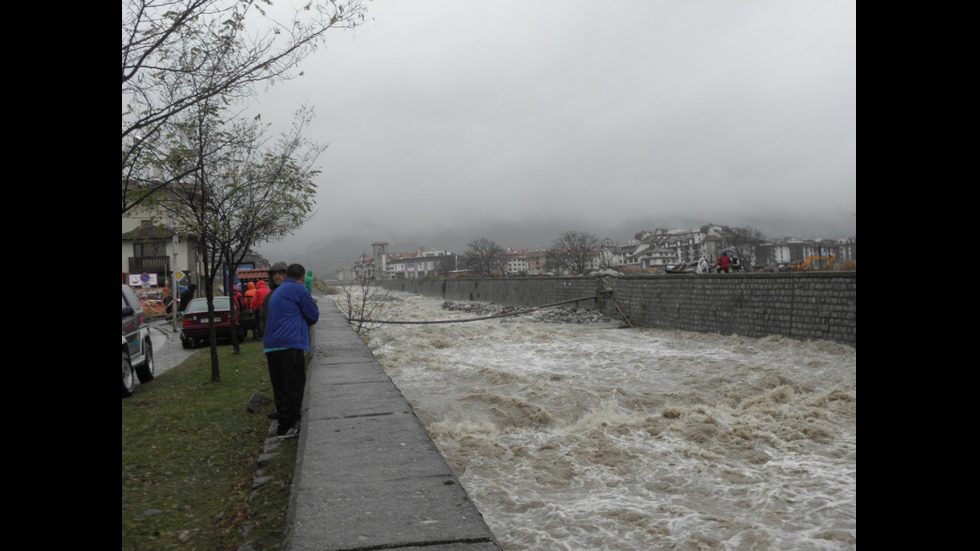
[128, 256, 170, 275]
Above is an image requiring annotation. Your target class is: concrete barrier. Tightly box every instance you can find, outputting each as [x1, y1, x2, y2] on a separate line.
[285, 301, 502, 551]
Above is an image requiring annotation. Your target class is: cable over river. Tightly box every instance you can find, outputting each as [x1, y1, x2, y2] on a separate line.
[331, 289, 856, 550]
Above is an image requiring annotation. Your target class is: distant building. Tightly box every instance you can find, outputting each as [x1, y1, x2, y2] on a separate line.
[344, 225, 856, 278]
[526, 249, 549, 275]
[618, 225, 725, 271]
[502, 249, 529, 275]
[122, 202, 205, 289]
[351, 252, 376, 280]
[372, 242, 389, 275]
[384, 248, 459, 279]
[122, 184, 269, 291]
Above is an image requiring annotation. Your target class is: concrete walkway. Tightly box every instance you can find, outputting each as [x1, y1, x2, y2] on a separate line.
[286, 301, 502, 551]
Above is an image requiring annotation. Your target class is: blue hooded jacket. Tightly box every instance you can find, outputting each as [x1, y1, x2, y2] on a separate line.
[263, 279, 319, 351]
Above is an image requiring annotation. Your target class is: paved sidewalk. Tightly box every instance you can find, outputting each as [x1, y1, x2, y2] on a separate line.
[285, 301, 502, 551]
[146, 316, 196, 378]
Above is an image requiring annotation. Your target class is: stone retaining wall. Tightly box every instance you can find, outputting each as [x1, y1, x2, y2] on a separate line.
[381, 272, 856, 347]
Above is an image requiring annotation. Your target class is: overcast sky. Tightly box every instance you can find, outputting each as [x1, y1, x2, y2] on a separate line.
[250, 0, 856, 276]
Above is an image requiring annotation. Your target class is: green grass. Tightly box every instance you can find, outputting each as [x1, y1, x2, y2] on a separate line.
[122, 340, 297, 551]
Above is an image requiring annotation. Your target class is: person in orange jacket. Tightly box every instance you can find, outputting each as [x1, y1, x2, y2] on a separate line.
[251, 280, 271, 339]
[244, 281, 257, 310]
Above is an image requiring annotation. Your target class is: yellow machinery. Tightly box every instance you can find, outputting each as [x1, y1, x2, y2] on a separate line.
[787, 254, 837, 271]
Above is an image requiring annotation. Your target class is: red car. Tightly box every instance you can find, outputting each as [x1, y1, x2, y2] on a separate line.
[180, 296, 244, 348]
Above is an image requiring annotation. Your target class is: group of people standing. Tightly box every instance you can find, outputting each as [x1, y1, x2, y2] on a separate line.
[697, 252, 743, 274]
[233, 279, 271, 340]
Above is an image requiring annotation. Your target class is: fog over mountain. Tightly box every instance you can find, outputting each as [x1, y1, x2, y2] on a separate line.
[251, 1, 856, 278]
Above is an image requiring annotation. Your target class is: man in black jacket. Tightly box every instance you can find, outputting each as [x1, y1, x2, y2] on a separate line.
[178, 284, 197, 316]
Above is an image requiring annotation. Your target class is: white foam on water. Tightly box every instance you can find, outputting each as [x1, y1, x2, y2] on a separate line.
[335, 290, 856, 550]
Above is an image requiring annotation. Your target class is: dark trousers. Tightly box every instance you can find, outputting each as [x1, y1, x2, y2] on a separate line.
[266, 348, 307, 430]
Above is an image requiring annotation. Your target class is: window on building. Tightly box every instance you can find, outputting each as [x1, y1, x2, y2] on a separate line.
[134, 241, 167, 257]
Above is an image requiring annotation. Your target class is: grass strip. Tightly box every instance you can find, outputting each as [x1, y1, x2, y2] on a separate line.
[122, 340, 297, 551]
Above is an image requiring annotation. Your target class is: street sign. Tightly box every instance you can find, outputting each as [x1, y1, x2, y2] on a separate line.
[129, 273, 158, 287]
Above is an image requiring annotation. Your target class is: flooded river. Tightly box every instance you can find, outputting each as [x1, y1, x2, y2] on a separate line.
[334, 290, 856, 550]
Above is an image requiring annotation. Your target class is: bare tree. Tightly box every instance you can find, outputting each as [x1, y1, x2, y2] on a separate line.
[595, 238, 619, 270]
[724, 226, 767, 268]
[122, 0, 368, 214]
[434, 256, 456, 277]
[212, 106, 326, 353]
[549, 230, 599, 275]
[462, 237, 504, 276]
[149, 101, 322, 379]
[339, 277, 391, 336]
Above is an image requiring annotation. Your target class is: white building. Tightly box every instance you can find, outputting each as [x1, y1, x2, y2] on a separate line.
[384, 249, 459, 279]
[502, 249, 529, 275]
[122, 197, 205, 289]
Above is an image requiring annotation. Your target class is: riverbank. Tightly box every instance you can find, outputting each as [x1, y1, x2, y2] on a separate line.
[285, 301, 502, 550]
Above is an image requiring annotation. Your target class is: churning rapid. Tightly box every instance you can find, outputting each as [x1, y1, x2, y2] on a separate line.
[331, 290, 856, 550]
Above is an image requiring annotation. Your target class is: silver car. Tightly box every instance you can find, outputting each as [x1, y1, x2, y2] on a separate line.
[122, 284, 156, 397]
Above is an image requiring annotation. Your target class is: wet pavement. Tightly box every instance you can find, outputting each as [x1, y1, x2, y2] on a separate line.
[287, 302, 501, 551]
[145, 316, 196, 379]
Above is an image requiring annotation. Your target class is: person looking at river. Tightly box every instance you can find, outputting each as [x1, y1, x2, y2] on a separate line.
[263, 263, 319, 436]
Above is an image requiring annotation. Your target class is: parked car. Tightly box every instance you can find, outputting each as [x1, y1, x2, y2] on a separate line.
[180, 296, 244, 348]
[122, 284, 155, 398]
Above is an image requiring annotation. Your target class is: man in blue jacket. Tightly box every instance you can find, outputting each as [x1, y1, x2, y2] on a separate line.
[263, 263, 319, 436]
